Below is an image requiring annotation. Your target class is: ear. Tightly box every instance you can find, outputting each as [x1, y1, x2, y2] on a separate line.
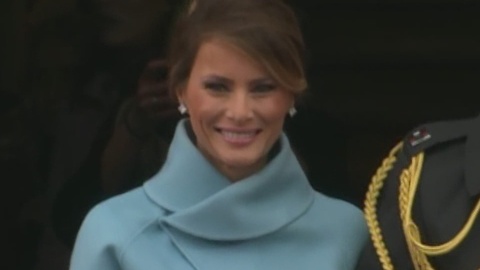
[290, 96, 296, 109]
[176, 88, 186, 105]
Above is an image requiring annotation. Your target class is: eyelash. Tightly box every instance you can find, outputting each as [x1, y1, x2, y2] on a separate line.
[204, 82, 228, 92]
[252, 84, 276, 93]
[203, 82, 277, 94]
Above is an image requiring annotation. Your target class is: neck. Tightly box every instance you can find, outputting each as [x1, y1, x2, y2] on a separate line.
[217, 159, 267, 183]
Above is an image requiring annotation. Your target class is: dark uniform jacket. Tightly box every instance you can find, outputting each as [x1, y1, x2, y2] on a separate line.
[356, 113, 480, 270]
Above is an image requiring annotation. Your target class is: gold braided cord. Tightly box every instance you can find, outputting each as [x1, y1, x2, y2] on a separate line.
[399, 152, 434, 270]
[364, 142, 404, 270]
[399, 153, 480, 261]
[364, 141, 480, 270]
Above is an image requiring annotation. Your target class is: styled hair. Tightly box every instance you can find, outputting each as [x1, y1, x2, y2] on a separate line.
[167, 0, 307, 98]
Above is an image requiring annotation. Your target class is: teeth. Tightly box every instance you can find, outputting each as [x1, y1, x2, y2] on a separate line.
[222, 131, 255, 140]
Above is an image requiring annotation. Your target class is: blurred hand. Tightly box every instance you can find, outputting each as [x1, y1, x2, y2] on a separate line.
[135, 59, 178, 122]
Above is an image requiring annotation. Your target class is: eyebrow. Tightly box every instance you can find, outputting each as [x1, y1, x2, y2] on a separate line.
[249, 78, 274, 86]
[202, 75, 274, 86]
[202, 75, 233, 84]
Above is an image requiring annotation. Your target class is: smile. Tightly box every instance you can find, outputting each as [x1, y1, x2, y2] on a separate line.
[216, 129, 261, 146]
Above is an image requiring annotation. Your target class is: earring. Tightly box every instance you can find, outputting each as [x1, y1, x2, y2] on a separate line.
[288, 107, 297, 117]
[178, 103, 187, 115]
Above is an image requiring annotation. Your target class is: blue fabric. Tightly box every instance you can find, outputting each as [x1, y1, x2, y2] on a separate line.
[70, 119, 368, 270]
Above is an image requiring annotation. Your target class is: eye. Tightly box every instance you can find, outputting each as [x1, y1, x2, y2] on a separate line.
[252, 83, 277, 94]
[204, 81, 229, 93]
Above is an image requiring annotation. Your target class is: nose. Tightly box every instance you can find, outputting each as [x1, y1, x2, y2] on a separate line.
[225, 91, 253, 123]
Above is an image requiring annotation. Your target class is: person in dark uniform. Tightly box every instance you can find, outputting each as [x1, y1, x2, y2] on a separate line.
[356, 113, 480, 270]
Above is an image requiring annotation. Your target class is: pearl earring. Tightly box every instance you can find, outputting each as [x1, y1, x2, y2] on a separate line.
[178, 103, 187, 115]
[288, 107, 297, 117]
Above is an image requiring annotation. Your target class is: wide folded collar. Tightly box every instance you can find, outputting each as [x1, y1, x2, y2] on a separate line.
[144, 119, 314, 241]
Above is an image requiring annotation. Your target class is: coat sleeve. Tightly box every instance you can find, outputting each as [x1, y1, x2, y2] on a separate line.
[69, 205, 123, 270]
[342, 206, 369, 270]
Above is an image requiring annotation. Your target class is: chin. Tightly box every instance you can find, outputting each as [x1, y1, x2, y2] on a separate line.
[221, 155, 262, 170]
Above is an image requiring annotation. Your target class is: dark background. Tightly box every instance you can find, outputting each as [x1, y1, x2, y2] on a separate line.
[294, 0, 480, 199]
[1, 0, 480, 269]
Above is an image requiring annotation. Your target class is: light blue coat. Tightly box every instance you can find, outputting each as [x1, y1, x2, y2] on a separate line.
[70, 120, 367, 270]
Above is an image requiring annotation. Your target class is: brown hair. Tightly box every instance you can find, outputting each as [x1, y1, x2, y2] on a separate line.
[167, 0, 307, 98]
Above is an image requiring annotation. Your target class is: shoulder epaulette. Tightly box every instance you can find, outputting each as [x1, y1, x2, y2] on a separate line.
[402, 117, 475, 157]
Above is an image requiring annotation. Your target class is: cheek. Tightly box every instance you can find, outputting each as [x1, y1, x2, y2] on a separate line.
[260, 95, 292, 122]
[185, 92, 215, 117]
[183, 90, 220, 132]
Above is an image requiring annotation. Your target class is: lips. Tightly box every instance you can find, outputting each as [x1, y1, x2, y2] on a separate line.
[216, 128, 260, 146]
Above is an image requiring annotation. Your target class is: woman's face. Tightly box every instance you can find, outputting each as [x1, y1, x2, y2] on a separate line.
[179, 39, 294, 181]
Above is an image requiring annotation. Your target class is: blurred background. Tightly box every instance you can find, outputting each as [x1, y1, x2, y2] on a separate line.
[1, 0, 479, 269]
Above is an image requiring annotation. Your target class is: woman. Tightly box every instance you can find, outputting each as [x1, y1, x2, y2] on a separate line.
[70, 0, 367, 269]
